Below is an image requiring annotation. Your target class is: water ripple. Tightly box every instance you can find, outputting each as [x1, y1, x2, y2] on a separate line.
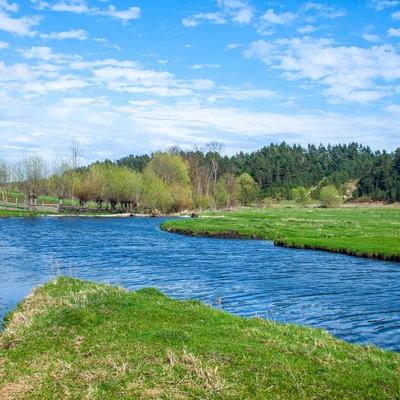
[0, 217, 399, 352]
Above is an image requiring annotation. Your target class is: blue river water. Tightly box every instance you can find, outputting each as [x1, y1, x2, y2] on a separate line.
[0, 216, 399, 352]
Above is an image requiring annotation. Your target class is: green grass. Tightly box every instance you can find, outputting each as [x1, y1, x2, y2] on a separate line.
[1, 276, 399, 399]
[161, 206, 400, 261]
[0, 209, 56, 218]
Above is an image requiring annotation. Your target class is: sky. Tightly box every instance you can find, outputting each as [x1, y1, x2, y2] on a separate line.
[0, 0, 400, 164]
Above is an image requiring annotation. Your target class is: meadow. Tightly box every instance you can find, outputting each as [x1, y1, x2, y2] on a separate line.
[1, 276, 399, 399]
[161, 206, 400, 261]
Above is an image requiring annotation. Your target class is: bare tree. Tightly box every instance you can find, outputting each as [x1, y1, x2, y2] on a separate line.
[68, 138, 83, 204]
[205, 141, 226, 204]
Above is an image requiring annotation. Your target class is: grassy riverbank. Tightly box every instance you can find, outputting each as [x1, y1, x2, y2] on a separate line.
[1, 277, 399, 399]
[0, 209, 56, 218]
[160, 206, 400, 261]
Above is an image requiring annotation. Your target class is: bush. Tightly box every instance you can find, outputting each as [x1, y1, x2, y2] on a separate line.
[320, 185, 343, 208]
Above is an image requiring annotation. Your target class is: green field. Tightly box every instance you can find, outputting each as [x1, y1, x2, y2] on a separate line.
[0, 209, 56, 218]
[1, 276, 399, 399]
[161, 206, 400, 261]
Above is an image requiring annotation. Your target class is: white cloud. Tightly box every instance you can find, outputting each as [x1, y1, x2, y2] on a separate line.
[392, 10, 400, 18]
[61, 96, 110, 107]
[93, 66, 172, 86]
[260, 9, 296, 25]
[23, 75, 89, 94]
[219, 87, 278, 100]
[0, 0, 18, 12]
[244, 37, 400, 103]
[20, 46, 60, 61]
[179, 79, 215, 90]
[388, 28, 400, 37]
[217, 0, 254, 24]
[232, 8, 253, 24]
[189, 64, 220, 69]
[303, 3, 346, 18]
[243, 40, 276, 62]
[182, 12, 226, 27]
[0, 12, 40, 36]
[182, 17, 199, 27]
[0, 40, 8, 49]
[297, 25, 315, 34]
[116, 101, 400, 153]
[183, 0, 253, 27]
[100, 5, 141, 21]
[227, 43, 242, 50]
[368, 0, 399, 10]
[30, 1, 50, 10]
[0, 61, 34, 81]
[44, 1, 141, 23]
[40, 29, 88, 40]
[70, 58, 138, 70]
[51, 0, 89, 13]
[363, 33, 382, 42]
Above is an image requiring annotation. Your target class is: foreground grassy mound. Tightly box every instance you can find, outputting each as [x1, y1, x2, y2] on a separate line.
[1, 277, 399, 399]
[161, 206, 400, 261]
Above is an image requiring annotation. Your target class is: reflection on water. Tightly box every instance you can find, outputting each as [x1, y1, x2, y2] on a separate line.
[1, 216, 399, 352]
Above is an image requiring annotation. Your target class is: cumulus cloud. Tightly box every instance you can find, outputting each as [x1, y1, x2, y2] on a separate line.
[20, 46, 61, 61]
[0, 12, 40, 36]
[297, 25, 316, 34]
[0, 0, 18, 12]
[217, 0, 254, 24]
[51, 1, 89, 14]
[0, 61, 34, 81]
[388, 28, 400, 37]
[96, 5, 141, 22]
[260, 9, 296, 25]
[40, 29, 88, 40]
[363, 33, 383, 42]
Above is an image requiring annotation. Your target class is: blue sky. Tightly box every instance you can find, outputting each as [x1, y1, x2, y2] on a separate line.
[0, 0, 400, 163]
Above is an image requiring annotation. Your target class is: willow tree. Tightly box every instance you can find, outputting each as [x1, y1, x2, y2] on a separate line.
[49, 156, 70, 205]
[144, 152, 193, 213]
[0, 158, 15, 203]
[15, 155, 47, 206]
[237, 173, 259, 206]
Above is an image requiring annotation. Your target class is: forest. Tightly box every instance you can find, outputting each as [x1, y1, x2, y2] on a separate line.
[1, 141, 400, 214]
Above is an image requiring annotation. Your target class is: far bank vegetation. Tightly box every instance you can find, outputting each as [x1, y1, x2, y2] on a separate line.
[1, 141, 400, 214]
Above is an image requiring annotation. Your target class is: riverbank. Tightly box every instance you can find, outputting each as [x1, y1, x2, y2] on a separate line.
[1, 276, 399, 399]
[160, 206, 400, 262]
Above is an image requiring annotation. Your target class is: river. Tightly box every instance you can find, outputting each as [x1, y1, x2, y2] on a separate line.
[1, 216, 399, 352]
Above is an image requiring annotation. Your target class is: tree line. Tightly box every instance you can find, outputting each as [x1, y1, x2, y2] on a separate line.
[1, 141, 399, 213]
